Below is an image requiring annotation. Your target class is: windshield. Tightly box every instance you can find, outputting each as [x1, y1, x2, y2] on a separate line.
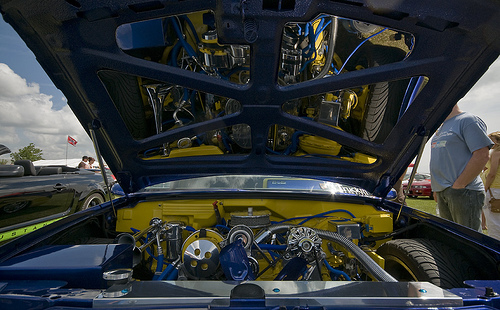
[403, 173, 430, 181]
[142, 175, 371, 196]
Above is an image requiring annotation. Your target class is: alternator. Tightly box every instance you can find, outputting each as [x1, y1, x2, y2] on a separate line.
[286, 227, 322, 261]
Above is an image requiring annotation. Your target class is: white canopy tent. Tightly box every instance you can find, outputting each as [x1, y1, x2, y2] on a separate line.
[33, 158, 101, 169]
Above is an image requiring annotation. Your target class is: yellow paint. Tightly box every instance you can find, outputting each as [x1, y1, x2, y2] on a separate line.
[299, 135, 342, 156]
[116, 197, 394, 280]
[0, 218, 61, 242]
[363, 213, 393, 233]
[142, 145, 224, 160]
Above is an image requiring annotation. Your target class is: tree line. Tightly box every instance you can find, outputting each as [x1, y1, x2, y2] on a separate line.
[0, 143, 44, 164]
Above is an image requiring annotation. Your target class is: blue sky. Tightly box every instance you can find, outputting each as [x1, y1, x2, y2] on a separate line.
[1, 16, 499, 172]
[0, 18, 96, 164]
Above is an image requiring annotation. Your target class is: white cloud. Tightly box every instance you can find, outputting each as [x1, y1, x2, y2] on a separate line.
[0, 63, 95, 162]
[0, 63, 40, 97]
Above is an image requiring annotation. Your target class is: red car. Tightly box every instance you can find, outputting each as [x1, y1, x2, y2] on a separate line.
[402, 173, 433, 199]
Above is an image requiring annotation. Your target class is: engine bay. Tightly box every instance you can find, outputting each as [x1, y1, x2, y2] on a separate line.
[114, 198, 394, 283]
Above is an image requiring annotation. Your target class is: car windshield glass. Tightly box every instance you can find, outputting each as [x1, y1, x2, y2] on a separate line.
[142, 175, 370, 195]
[413, 174, 430, 181]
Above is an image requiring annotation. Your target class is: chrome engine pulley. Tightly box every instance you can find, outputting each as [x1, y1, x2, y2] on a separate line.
[286, 227, 322, 261]
[181, 229, 223, 279]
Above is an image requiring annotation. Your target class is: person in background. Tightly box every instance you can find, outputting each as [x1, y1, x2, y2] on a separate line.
[88, 157, 96, 169]
[483, 131, 500, 239]
[83, 157, 91, 169]
[393, 168, 408, 204]
[78, 156, 88, 168]
[430, 104, 493, 231]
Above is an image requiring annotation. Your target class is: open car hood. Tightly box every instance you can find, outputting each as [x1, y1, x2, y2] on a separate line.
[2, 0, 499, 195]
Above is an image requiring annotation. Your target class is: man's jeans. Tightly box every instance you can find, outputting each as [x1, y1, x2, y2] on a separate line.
[435, 187, 484, 232]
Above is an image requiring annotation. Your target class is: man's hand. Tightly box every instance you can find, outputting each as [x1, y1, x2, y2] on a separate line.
[452, 146, 490, 189]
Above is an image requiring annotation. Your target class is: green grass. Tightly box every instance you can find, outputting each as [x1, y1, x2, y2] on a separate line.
[404, 197, 437, 215]
[404, 196, 489, 235]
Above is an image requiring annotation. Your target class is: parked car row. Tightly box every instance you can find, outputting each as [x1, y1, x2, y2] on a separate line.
[0, 145, 113, 242]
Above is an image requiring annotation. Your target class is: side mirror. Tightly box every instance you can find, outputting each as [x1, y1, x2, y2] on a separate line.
[111, 183, 125, 196]
[386, 188, 397, 200]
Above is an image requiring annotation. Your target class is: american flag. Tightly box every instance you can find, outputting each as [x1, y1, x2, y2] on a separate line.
[67, 135, 77, 146]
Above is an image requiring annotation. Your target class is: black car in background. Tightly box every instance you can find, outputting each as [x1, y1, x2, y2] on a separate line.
[0, 145, 111, 242]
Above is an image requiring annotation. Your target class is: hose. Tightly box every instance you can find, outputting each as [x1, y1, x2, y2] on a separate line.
[153, 254, 164, 280]
[314, 228, 396, 282]
[157, 258, 181, 281]
[254, 224, 397, 282]
[324, 259, 351, 280]
[166, 268, 179, 280]
[254, 224, 291, 244]
[158, 263, 175, 280]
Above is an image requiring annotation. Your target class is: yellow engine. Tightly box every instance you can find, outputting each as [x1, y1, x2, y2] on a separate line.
[115, 198, 393, 281]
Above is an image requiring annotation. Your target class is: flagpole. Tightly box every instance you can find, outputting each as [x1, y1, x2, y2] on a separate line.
[66, 135, 68, 166]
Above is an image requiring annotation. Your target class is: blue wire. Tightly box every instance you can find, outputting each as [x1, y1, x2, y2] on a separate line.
[157, 263, 175, 281]
[169, 41, 182, 66]
[297, 24, 303, 36]
[273, 215, 328, 224]
[299, 17, 332, 73]
[303, 22, 310, 37]
[170, 17, 197, 58]
[298, 209, 356, 225]
[152, 254, 164, 280]
[283, 131, 305, 155]
[316, 18, 325, 39]
[180, 15, 200, 44]
[317, 20, 332, 36]
[330, 62, 339, 74]
[268, 250, 279, 262]
[143, 147, 162, 158]
[166, 268, 179, 280]
[272, 209, 356, 225]
[219, 130, 233, 153]
[324, 259, 351, 281]
[338, 28, 388, 73]
[301, 23, 316, 58]
[256, 244, 287, 251]
[215, 224, 230, 232]
[299, 52, 316, 73]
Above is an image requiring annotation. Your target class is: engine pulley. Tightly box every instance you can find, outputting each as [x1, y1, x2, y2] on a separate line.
[181, 229, 223, 279]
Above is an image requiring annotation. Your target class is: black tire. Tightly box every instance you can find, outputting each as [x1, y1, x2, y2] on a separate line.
[361, 46, 408, 143]
[376, 238, 476, 289]
[99, 70, 152, 139]
[81, 193, 105, 211]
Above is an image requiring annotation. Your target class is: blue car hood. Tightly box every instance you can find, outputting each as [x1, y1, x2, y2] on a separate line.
[1, 0, 499, 195]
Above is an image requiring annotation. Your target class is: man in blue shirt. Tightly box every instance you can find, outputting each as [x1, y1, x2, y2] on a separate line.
[430, 104, 493, 231]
